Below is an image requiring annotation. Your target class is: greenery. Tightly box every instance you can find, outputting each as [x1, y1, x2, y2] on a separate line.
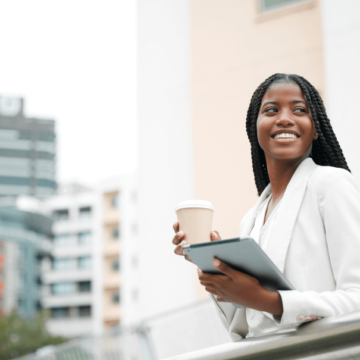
[0, 310, 67, 360]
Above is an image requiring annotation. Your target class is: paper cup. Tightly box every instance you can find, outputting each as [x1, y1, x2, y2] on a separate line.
[175, 200, 214, 244]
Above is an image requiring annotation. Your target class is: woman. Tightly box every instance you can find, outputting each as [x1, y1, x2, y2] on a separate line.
[172, 73, 360, 340]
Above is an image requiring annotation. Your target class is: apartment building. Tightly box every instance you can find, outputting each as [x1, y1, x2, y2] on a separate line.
[42, 184, 99, 337]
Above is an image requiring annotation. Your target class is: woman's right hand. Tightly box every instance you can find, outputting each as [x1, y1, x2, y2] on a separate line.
[172, 221, 222, 262]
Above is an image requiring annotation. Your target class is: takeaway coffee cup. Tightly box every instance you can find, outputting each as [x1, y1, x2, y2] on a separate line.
[175, 200, 214, 244]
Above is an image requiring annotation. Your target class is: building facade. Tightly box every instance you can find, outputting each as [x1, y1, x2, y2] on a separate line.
[121, 0, 360, 326]
[42, 184, 99, 337]
[0, 200, 52, 318]
[0, 96, 56, 198]
[42, 180, 122, 337]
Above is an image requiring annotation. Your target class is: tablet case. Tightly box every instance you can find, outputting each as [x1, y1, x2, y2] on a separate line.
[182, 237, 294, 308]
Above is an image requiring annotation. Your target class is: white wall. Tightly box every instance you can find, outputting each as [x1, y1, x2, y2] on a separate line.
[136, 0, 196, 320]
[322, 0, 360, 181]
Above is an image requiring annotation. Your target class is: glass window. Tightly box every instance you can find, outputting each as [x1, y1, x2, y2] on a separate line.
[51, 307, 70, 318]
[112, 291, 120, 304]
[112, 227, 119, 240]
[112, 259, 120, 271]
[78, 232, 92, 245]
[112, 193, 119, 208]
[78, 256, 92, 269]
[79, 207, 92, 219]
[258, 0, 306, 12]
[79, 305, 91, 317]
[52, 258, 72, 271]
[53, 234, 72, 247]
[78, 281, 91, 293]
[53, 209, 69, 221]
[51, 282, 73, 295]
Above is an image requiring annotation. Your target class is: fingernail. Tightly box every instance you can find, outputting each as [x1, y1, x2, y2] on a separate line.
[213, 259, 220, 267]
[211, 231, 217, 236]
[177, 231, 184, 237]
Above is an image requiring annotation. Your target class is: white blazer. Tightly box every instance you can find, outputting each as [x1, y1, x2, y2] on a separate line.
[212, 158, 360, 340]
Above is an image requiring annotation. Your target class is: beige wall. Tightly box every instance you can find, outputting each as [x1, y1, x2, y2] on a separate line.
[102, 191, 121, 329]
[191, 0, 324, 298]
[191, 0, 324, 239]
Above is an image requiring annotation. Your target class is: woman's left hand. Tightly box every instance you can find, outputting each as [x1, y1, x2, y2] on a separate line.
[198, 258, 283, 316]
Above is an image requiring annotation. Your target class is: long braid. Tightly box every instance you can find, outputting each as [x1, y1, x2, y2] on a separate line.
[246, 73, 350, 196]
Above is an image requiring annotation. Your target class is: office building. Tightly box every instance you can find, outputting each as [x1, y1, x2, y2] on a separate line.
[0, 96, 56, 198]
[0, 197, 52, 317]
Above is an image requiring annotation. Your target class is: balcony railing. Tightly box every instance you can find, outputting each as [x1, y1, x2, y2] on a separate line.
[165, 309, 360, 360]
[13, 304, 360, 360]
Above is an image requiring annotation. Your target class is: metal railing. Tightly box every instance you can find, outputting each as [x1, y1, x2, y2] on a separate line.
[165, 309, 360, 360]
[14, 304, 360, 360]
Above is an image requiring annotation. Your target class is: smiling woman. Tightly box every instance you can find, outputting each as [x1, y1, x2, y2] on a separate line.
[172, 73, 360, 340]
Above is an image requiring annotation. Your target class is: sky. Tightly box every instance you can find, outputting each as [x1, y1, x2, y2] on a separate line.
[0, 0, 137, 187]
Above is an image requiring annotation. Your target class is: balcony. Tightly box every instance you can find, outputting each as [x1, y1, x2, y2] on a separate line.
[43, 269, 92, 284]
[42, 292, 92, 308]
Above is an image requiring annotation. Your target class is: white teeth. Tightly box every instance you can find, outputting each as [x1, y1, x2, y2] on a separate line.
[274, 133, 297, 139]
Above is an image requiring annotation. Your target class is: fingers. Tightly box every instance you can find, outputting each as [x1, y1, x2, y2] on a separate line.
[205, 287, 219, 296]
[216, 296, 225, 302]
[173, 221, 180, 233]
[210, 230, 221, 242]
[197, 268, 228, 285]
[184, 255, 193, 264]
[174, 240, 187, 255]
[212, 258, 236, 278]
[172, 230, 185, 245]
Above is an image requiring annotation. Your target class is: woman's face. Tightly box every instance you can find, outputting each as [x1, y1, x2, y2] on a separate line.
[257, 82, 318, 164]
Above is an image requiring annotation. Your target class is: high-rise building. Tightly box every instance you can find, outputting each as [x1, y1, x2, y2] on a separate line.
[0, 96, 56, 198]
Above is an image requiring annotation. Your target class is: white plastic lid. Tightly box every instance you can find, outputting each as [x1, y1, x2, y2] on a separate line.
[175, 200, 214, 211]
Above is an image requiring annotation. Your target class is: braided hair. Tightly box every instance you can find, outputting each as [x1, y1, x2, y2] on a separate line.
[246, 73, 350, 196]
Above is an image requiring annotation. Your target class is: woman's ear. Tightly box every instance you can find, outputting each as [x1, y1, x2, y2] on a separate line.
[314, 131, 318, 140]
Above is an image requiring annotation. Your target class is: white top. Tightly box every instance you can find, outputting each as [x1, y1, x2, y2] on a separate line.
[246, 194, 284, 338]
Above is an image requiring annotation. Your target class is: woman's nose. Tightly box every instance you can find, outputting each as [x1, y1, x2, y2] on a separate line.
[275, 111, 295, 126]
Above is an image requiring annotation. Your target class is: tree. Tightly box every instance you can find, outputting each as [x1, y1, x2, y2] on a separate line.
[0, 310, 67, 360]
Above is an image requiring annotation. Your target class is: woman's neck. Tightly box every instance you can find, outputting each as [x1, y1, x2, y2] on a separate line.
[265, 157, 304, 202]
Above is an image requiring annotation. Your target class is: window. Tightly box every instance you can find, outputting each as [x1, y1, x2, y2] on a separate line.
[78, 232, 92, 245]
[78, 256, 92, 269]
[258, 0, 307, 12]
[78, 281, 91, 293]
[112, 291, 120, 304]
[51, 282, 73, 295]
[53, 234, 71, 247]
[51, 307, 70, 318]
[52, 258, 72, 271]
[79, 206, 92, 219]
[112, 227, 119, 240]
[78, 305, 91, 317]
[112, 259, 120, 271]
[112, 194, 119, 208]
[53, 209, 69, 221]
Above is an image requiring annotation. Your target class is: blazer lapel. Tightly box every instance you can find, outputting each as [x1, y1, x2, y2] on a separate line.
[266, 158, 318, 273]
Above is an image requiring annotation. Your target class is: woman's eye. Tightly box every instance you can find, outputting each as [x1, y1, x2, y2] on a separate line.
[265, 107, 277, 113]
[294, 108, 306, 113]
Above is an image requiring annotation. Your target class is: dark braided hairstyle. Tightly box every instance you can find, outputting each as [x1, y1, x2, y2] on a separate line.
[246, 73, 350, 196]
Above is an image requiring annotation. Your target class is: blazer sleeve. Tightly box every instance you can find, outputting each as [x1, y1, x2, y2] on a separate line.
[277, 168, 360, 326]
